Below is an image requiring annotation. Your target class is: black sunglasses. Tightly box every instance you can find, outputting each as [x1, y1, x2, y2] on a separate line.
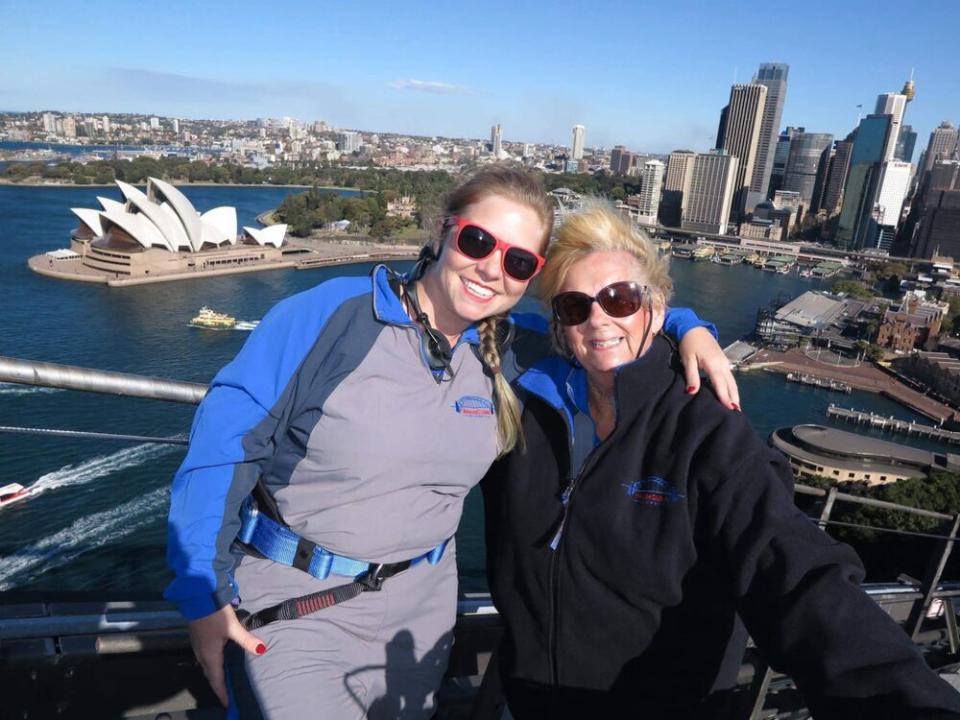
[449, 215, 545, 282]
[552, 281, 647, 326]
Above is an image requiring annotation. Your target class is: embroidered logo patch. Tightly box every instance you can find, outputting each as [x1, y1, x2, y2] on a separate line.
[622, 476, 685, 506]
[453, 395, 495, 416]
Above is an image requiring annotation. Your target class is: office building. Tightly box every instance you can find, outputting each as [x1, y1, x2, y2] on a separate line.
[490, 124, 502, 157]
[908, 161, 960, 259]
[769, 127, 802, 199]
[572, 125, 586, 160]
[610, 146, 632, 175]
[836, 114, 892, 248]
[747, 62, 789, 211]
[782, 132, 833, 218]
[895, 124, 917, 163]
[923, 122, 959, 173]
[870, 160, 912, 250]
[874, 93, 907, 162]
[681, 151, 739, 235]
[719, 83, 767, 221]
[635, 159, 665, 225]
[820, 134, 855, 217]
[660, 150, 696, 227]
[101, 115, 110, 136]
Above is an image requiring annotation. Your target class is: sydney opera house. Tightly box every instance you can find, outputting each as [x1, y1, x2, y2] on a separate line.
[29, 177, 297, 286]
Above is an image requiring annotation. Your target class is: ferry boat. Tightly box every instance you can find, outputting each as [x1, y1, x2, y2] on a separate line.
[0, 482, 30, 508]
[188, 306, 236, 329]
[691, 245, 715, 262]
[715, 252, 744, 265]
[671, 244, 694, 259]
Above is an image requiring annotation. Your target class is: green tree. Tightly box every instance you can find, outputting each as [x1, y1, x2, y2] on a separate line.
[830, 279, 874, 300]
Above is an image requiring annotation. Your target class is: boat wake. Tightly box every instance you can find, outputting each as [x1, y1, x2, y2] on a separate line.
[0, 382, 63, 396]
[28, 442, 179, 498]
[0, 486, 170, 590]
[234, 320, 260, 331]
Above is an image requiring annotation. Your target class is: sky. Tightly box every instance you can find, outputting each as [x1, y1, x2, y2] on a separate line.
[1, 0, 958, 156]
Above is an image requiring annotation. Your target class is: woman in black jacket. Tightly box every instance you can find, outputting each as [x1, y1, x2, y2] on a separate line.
[482, 203, 960, 719]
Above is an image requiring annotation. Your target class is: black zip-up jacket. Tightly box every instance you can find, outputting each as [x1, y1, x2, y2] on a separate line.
[483, 336, 960, 719]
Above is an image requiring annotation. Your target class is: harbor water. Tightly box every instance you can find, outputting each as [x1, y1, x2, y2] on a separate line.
[0, 184, 945, 596]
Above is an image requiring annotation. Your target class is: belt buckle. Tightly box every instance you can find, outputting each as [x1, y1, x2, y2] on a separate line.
[360, 563, 385, 591]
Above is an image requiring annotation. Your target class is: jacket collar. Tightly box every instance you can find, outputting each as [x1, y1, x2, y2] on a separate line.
[517, 335, 679, 429]
[370, 264, 481, 346]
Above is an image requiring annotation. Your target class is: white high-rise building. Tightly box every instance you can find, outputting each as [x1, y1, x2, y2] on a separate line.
[870, 160, 912, 249]
[149, 116, 160, 130]
[720, 83, 767, 220]
[172, 118, 180, 134]
[572, 124, 586, 160]
[491, 124, 502, 157]
[681, 151, 739, 236]
[41, 112, 57, 133]
[875, 93, 908, 162]
[338, 131, 362, 153]
[636, 160, 665, 225]
[101, 115, 111, 135]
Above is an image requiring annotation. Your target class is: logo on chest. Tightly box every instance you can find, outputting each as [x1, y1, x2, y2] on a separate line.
[453, 395, 495, 417]
[622, 476, 685, 506]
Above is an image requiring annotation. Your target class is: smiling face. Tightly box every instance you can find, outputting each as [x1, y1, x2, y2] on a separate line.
[419, 193, 547, 338]
[559, 250, 664, 384]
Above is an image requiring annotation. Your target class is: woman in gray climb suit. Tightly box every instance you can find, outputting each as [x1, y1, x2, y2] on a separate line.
[165, 167, 735, 718]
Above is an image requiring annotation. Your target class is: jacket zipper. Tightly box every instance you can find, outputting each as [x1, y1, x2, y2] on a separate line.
[547, 414, 610, 686]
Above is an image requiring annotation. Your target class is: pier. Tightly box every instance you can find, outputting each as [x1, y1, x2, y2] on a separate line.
[826, 404, 960, 445]
[786, 372, 851, 393]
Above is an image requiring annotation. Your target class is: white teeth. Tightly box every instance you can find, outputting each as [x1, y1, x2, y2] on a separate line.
[591, 338, 623, 349]
[464, 278, 493, 298]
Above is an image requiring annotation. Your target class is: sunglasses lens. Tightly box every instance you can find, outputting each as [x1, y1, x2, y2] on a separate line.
[553, 292, 593, 326]
[457, 226, 496, 259]
[598, 282, 643, 318]
[503, 248, 539, 281]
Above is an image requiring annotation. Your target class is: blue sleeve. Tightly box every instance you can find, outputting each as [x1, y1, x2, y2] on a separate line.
[663, 307, 718, 342]
[164, 278, 369, 620]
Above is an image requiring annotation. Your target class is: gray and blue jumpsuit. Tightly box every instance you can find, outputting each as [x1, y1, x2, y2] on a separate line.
[165, 264, 708, 718]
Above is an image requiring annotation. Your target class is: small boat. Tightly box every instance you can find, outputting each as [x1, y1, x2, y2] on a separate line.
[0, 483, 30, 509]
[692, 246, 715, 262]
[189, 307, 236, 329]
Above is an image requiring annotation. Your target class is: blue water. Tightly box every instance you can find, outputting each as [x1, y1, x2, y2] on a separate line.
[0, 186, 942, 597]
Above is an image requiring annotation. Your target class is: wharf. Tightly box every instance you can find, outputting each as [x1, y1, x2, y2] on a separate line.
[826, 405, 960, 445]
[786, 372, 851, 393]
[744, 348, 956, 424]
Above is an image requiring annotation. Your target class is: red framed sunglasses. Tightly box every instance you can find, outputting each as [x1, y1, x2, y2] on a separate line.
[447, 215, 546, 281]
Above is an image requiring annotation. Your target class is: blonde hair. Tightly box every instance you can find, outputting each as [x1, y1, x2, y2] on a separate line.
[536, 202, 673, 357]
[438, 166, 553, 455]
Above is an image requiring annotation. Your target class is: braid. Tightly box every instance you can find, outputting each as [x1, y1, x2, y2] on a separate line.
[477, 315, 524, 455]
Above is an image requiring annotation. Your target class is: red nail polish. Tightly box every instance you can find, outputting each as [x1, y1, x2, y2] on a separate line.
[732, 403, 741, 412]
[686, 386, 697, 394]
[255, 643, 266, 655]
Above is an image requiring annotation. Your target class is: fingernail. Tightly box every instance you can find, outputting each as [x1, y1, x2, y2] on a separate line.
[732, 403, 741, 412]
[255, 643, 266, 655]
[686, 386, 697, 394]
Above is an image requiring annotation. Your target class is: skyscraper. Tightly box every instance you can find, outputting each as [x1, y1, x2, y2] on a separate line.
[782, 132, 833, 218]
[661, 150, 697, 227]
[870, 160, 912, 249]
[681, 151, 739, 235]
[636, 160, 665, 225]
[768, 127, 802, 199]
[821, 133, 856, 218]
[491, 124, 502, 157]
[895, 124, 917, 163]
[923, 122, 959, 173]
[719, 83, 767, 222]
[572, 125, 586, 160]
[875, 93, 908, 162]
[906, 160, 960, 258]
[836, 114, 892, 248]
[610, 145, 632, 175]
[746, 62, 789, 212]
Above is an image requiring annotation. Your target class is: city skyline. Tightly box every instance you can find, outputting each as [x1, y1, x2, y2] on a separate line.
[1, 0, 957, 154]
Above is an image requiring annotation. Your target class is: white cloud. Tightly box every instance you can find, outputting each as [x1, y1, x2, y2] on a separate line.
[388, 79, 475, 95]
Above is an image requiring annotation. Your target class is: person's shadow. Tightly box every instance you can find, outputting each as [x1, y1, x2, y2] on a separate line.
[346, 628, 454, 719]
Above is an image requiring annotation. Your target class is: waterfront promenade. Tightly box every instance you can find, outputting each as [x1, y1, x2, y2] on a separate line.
[745, 347, 956, 423]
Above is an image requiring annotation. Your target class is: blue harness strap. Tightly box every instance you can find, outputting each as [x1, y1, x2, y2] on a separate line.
[237, 496, 449, 581]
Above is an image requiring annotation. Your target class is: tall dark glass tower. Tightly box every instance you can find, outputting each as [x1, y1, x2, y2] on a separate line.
[836, 114, 892, 248]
